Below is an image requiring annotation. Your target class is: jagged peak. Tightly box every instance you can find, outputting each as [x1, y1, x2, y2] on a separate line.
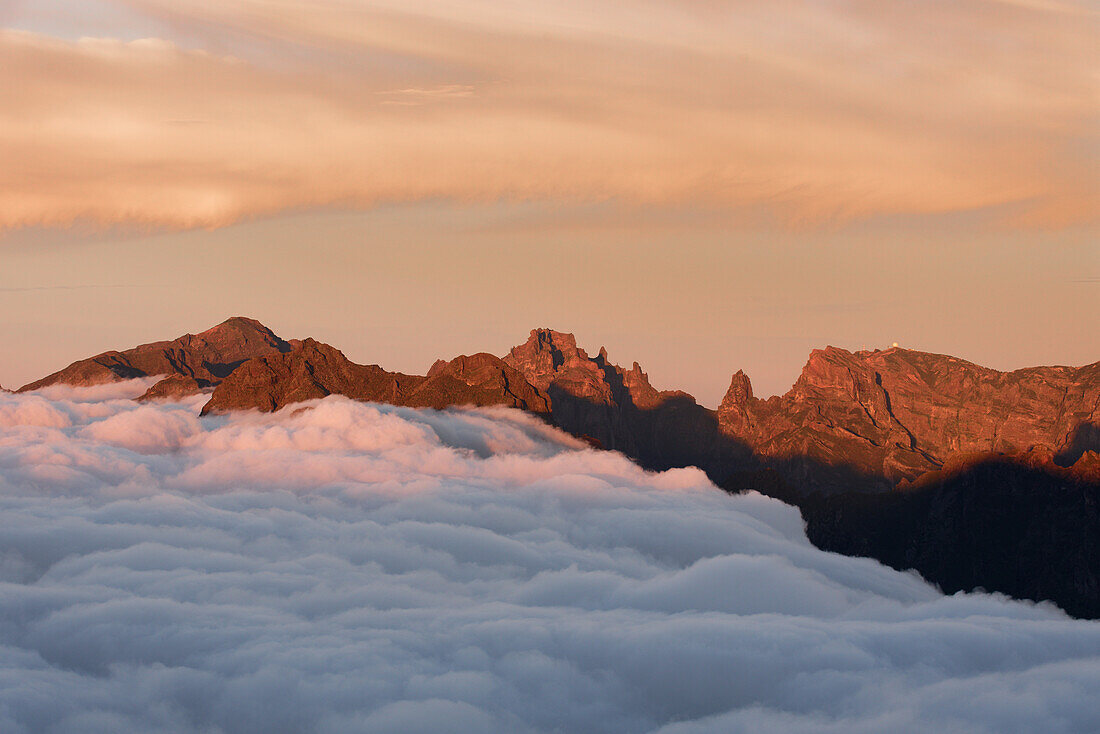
[436, 352, 509, 374]
[212, 315, 269, 329]
[809, 343, 991, 373]
[426, 359, 449, 377]
[295, 336, 339, 354]
[719, 369, 754, 411]
[523, 328, 580, 353]
[197, 316, 279, 340]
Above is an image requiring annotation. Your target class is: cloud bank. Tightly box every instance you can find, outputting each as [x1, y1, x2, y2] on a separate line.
[1, 0, 1096, 231]
[1, 386, 1099, 733]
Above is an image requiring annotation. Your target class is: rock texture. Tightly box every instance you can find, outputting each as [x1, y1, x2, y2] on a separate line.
[201, 339, 548, 416]
[717, 346, 1100, 492]
[19, 317, 294, 399]
[502, 329, 736, 472]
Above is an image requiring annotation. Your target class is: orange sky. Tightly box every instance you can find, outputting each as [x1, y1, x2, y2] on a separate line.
[0, 1, 1096, 403]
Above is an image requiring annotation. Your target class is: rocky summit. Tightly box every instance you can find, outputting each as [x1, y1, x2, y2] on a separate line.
[19, 317, 295, 400]
[14, 317, 1100, 618]
[716, 345, 1100, 491]
[201, 338, 548, 416]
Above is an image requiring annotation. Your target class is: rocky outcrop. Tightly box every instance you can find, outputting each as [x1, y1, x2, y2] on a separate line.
[19, 317, 294, 397]
[716, 347, 1100, 492]
[502, 329, 737, 472]
[419, 352, 549, 412]
[200, 339, 548, 416]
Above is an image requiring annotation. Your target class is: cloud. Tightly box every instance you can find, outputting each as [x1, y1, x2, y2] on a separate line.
[0, 386, 1098, 732]
[81, 403, 202, 453]
[24, 377, 160, 403]
[0, 0, 1096, 232]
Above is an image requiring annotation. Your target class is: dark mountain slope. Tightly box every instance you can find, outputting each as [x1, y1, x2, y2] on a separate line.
[801, 450, 1100, 618]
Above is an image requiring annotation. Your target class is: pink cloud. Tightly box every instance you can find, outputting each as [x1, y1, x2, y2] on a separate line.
[0, 0, 1095, 231]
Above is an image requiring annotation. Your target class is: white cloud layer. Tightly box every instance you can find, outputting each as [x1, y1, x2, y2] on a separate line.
[0, 385, 1098, 733]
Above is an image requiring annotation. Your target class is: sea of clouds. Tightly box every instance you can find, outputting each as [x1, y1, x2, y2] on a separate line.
[0, 383, 1098, 733]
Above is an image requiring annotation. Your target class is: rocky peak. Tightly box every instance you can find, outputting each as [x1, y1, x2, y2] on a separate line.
[517, 328, 583, 359]
[504, 328, 601, 393]
[19, 317, 294, 394]
[193, 316, 289, 354]
[200, 337, 402, 415]
[619, 361, 661, 406]
[431, 353, 516, 385]
[719, 370, 754, 411]
[505, 329, 582, 385]
[792, 347, 867, 399]
[201, 339, 549, 416]
[199, 316, 270, 339]
[716, 370, 757, 434]
[409, 352, 549, 413]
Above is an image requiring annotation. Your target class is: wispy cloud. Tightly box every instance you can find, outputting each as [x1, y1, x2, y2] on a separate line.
[0, 1, 1095, 231]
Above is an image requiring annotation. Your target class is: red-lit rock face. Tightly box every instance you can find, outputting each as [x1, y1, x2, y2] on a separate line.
[21, 318, 1099, 494]
[19, 316, 294, 398]
[716, 346, 1100, 488]
[201, 338, 549, 416]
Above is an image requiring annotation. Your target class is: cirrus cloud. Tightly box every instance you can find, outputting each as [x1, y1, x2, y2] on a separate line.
[1, 0, 1096, 232]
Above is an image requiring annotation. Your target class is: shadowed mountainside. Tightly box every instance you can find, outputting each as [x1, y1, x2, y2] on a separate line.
[15, 318, 1100, 617]
[802, 450, 1100, 618]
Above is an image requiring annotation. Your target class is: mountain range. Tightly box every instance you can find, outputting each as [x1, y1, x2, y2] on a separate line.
[16, 317, 1100, 617]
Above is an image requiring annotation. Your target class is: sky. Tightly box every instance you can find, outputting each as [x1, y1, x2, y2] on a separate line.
[0, 0, 1097, 403]
[2, 385, 1100, 732]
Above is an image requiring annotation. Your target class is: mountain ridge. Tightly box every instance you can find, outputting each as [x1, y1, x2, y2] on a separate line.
[12, 317, 1099, 617]
[17, 317, 296, 399]
[16, 318, 1098, 488]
